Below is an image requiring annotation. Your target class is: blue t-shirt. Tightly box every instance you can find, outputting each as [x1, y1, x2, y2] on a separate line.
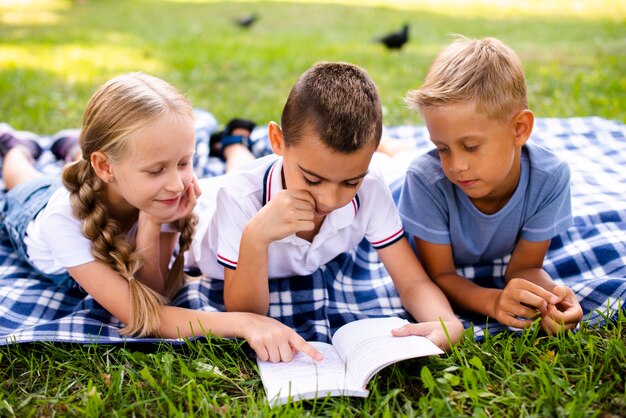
[398, 143, 572, 266]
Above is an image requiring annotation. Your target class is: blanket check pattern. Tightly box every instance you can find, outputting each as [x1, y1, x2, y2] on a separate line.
[1, 115, 625, 344]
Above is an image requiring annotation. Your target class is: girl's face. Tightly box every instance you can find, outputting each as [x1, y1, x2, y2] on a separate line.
[107, 114, 196, 221]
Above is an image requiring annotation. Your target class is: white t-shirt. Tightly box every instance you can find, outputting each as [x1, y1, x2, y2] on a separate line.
[23, 187, 95, 275]
[186, 154, 404, 279]
[23, 186, 168, 275]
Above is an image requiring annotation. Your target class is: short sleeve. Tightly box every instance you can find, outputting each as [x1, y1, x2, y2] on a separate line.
[521, 162, 572, 241]
[213, 188, 258, 270]
[363, 177, 404, 249]
[398, 163, 451, 245]
[40, 210, 94, 268]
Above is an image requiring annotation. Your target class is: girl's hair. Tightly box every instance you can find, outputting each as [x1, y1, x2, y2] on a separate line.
[61, 72, 197, 337]
[281, 61, 383, 153]
[405, 36, 528, 121]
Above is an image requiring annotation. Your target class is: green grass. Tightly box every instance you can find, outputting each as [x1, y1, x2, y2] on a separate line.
[1, 0, 625, 416]
[1, 312, 625, 416]
[1, 0, 624, 134]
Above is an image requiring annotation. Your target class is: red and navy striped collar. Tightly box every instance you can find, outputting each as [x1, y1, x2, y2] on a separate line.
[262, 158, 361, 225]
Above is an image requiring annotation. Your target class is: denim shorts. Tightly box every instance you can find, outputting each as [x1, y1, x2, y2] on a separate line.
[0, 176, 71, 285]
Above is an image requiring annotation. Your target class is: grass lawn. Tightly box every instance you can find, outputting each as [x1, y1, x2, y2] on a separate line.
[1, 0, 625, 416]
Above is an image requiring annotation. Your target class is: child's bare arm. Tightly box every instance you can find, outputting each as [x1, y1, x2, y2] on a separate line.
[223, 190, 315, 314]
[134, 214, 168, 294]
[68, 261, 322, 362]
[506, 239, 556, 288]
[377, 238, 464, 349]
[135, 178, 200, 294]
[415, 237, 559, 329]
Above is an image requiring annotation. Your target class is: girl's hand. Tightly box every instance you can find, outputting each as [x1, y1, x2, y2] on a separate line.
[172, 176, 200, 220]
[491, 278, 560, 329]
[142, 177, 201, 225]
[391, 319, 464, 351]
[540, 285, 583, 335]
[241, 315, 323, 363]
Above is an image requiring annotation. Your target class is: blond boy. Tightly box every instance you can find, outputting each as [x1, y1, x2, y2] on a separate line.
[399, 37, 583, 334]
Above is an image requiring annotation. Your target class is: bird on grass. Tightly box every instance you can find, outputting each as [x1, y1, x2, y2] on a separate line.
[375, 24, 409, 51]
[234, 13, 259, 29]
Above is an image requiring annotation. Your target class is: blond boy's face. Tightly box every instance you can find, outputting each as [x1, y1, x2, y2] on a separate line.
[421, 102, 527, 213]
[271, 123, 376, 219]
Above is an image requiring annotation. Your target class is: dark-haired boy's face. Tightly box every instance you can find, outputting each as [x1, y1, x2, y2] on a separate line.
[275, 126, 376, 219]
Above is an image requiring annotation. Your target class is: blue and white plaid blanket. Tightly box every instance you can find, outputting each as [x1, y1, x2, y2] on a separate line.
[1, 113, 625, 345]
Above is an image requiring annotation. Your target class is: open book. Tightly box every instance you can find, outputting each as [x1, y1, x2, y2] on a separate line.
[257, 316, 444, 407]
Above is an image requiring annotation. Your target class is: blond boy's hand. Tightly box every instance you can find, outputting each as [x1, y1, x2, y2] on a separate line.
[492, 278, 560, 329]
[251, 190, 315, 244]
[241, 314, 323, 363]
[539, 285, 583, 335]
[391, 319, 464, 351]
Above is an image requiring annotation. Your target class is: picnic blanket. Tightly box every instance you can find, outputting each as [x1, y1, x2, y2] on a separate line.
[1, 113, 625, 345]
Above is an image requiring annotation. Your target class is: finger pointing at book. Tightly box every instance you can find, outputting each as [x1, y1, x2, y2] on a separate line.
[289, 334, 324, 362]
[241, 314, 323, 362]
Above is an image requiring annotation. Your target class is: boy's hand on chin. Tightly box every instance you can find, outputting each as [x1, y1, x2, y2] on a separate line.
[251, 190, 316, 243]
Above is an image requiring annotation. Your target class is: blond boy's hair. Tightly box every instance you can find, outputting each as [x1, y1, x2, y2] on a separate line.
[406, 37, 528, 121]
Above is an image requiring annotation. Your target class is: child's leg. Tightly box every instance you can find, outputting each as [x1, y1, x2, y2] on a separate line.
[211, 119, 257, 173]
[2, 148, 42, 190]
[223, 126, 256, 172]
[0, 131, 43, 191]
[50, 129, 82, 162]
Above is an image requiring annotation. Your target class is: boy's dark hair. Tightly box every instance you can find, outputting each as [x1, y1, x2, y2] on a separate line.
[281, 61, 383, 153]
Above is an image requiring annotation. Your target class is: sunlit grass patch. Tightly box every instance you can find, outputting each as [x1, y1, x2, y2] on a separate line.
[167, 0, 626, 19]
[0, 43, 164, 83]
[0, 0, 68, 26]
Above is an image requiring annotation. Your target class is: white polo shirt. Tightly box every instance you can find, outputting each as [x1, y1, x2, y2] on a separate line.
[187, 154, 404, 279]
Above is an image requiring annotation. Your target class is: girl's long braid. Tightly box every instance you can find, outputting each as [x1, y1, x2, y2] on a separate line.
[62, 159, 166, 336]
[67, 72, 196, 337]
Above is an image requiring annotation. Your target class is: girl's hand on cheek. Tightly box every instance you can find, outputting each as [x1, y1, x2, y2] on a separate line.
[177, 176, 200, 217]
[162, 177, 200, 224]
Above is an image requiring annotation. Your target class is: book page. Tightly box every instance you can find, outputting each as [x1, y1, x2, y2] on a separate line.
[257, 342, 367, 406]
[331, 317, 444, 387]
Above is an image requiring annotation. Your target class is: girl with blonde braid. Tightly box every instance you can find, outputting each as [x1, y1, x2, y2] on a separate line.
[0, 72, 322, 363]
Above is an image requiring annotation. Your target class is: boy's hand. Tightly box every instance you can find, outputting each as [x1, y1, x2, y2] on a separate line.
[540, 285, 583, 335]
[251, 190, 316, 244]
[241, 315, 323, 363]
[492, 278, 560, 329]
[391, 319, 464, 351]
